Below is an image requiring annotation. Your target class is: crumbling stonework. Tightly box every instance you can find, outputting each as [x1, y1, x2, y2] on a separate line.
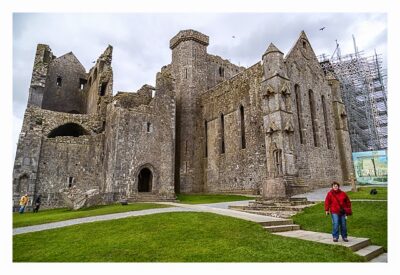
[13, 29, 353, 209]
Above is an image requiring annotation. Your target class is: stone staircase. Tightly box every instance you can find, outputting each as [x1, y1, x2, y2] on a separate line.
[127, 193, 177, 203]
[257, 218, 386, 262]
[229, 197, 315, 218]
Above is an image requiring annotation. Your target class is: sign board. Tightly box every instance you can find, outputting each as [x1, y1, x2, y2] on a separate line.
[352, 150, 387, 184]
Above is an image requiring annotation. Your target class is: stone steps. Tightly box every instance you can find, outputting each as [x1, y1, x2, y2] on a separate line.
[355, 245, 385, 261]
[127, 194, 176, 202]
[273, 229, 385, 261]
[370, 252, 387, 262]
[264, 224, 301, 233]
[229, 207, 298, 218]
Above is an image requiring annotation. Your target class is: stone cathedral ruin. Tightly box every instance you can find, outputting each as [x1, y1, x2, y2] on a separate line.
[13, 30, 353, 209]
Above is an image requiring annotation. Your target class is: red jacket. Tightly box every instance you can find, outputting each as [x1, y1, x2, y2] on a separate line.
[324, 189, 352, 215]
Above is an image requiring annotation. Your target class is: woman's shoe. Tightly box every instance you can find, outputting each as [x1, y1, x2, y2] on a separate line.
[333, 238, 338, 242]
[343, 238, 349, 242]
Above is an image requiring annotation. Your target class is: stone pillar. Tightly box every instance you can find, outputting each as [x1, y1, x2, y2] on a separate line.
[260, 43, 297, 199]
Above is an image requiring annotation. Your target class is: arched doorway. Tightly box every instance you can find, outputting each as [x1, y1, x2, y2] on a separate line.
[138, 168, 152, 192]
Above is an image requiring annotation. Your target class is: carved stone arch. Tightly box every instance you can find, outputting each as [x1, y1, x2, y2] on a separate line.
[47, 122, 90, 138]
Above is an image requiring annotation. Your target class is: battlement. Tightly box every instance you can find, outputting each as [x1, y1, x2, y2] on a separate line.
[169, 29, 209, 50]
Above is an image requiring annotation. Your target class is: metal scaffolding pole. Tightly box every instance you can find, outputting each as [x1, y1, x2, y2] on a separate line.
[318, 38, 387, 152]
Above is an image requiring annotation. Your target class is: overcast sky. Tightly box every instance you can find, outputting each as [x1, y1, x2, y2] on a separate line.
[12, 13, 387, 157]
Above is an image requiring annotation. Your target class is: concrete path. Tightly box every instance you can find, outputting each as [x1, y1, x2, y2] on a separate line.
[13, 200, 283, 236]
[13, 207, 196, 235]
[292, 186, 352, 201]
[157, 201, 285, 224]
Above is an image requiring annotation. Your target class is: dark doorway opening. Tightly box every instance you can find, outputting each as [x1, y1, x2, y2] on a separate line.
[138, 168, 152, 192]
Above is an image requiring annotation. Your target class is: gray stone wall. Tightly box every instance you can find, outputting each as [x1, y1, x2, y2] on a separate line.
[200, 64, 266, 194]
[103, 70, 176, 200]
[284, 32, 345, 189]
[206, 54, 245, 90]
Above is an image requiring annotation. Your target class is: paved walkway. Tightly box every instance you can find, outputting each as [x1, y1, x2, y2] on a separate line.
[13, 207, 196, 235]
[292, 186, 352, 201]
[13, 200, 281, 236]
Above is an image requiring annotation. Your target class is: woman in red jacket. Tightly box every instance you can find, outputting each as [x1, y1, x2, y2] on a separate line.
[324, 182, 352, 242]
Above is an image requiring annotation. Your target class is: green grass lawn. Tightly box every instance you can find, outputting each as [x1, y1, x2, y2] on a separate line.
[347, 186, 387, 200]
[13, 212, 364, 262]
[177, 193, 254, 204]
[13, 203, 170, 228]
[293, 201, 387, 251]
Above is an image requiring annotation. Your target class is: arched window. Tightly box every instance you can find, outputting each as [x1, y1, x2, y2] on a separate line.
[220, 113, 225, 154]
[48, 123, 89, 138]
[308, 90, 319, 147]
[295, 85, 304, 144]
[321, 95, 332, 149]
[239, 105, 246, 149]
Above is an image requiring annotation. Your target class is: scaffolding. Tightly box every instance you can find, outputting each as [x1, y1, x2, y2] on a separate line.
[318, 37, 387, 152]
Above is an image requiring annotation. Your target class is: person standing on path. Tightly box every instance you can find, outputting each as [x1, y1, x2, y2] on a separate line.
[33, 194, 42, 213]
[324, 182, 352, 242]
[19, 193, 29, 214]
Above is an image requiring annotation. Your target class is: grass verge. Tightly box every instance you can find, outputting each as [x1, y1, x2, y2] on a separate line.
[13, 203, 170, 228]
[176, 194, 254, 204]
[347, 186, 387, 200]
[293, 201, 387, 251]
[13, 212, 364, 262]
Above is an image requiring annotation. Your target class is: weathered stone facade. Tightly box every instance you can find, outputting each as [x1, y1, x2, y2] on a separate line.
[13, 29, 353, 209]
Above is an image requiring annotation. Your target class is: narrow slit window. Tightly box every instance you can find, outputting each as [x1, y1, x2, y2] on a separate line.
[204, 120, 208, 158]
[68, 176, 74, 187]
[240, 105, 246, 149]
[100, 82, 108, 96]
[220, 113, 225, 154]
[147, 122, 151, 133]
[56, 76, 62, 87]
[219, 67, 224, 77]
[79, 78, 87, 90]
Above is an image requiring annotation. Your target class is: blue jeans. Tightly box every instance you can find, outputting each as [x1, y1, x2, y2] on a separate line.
[331, 213, 347, 239]
[19, 205, 26, 214]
